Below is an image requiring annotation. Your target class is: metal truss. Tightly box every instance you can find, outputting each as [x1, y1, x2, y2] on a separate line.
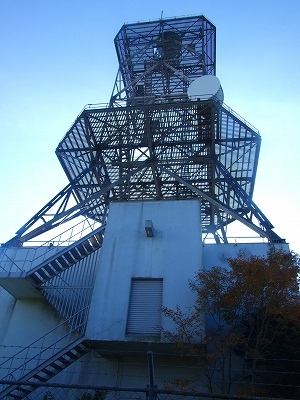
[5, 98, 282, 245]
[4, 161, 150, 246]
[54, 99, 282, 243]
[4, 15, 284, 245]
[111, 15, 215, 106]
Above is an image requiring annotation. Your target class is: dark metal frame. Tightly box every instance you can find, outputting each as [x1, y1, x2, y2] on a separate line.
[111, 15, 215, 106]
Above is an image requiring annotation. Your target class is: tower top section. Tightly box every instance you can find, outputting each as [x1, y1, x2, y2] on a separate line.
[111, 15, 216, 106]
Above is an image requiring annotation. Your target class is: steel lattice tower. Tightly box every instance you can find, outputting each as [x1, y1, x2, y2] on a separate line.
[6, 15, 283, 246]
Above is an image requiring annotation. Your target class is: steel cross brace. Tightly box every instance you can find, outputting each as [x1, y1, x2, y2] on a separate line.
[214, 160, 276, 232]
[157, 165, 282, 242]
[5, 160, 152, 245]
[13, 163, 104, 239]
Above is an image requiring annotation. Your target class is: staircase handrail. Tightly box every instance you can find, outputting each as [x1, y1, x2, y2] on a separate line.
[0, 336, 89, 399]
[0, 218, 105, 275]
[27, 224, 105, 278]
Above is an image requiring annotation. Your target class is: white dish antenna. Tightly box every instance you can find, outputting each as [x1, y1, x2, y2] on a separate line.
[187, 75, 224, 103]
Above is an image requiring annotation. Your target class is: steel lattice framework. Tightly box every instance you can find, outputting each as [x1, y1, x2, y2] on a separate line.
[5, 15, 283, 245]
[111, 16, 215, 106]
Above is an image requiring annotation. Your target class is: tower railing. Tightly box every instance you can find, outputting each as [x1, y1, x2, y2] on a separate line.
[82, 96, 259, 134]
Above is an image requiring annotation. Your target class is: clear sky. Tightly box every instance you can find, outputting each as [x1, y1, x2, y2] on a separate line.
[0, 0, 299, 252]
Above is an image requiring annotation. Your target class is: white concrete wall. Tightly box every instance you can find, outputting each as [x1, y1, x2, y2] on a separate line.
[203, 241, 290, 270]
[0, 287, 67, 380]
[86, 200, 203, 341]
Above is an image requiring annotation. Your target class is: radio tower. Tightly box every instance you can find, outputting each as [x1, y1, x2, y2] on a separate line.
[4, 15, 284, 247]
[0, 15, 287, 400]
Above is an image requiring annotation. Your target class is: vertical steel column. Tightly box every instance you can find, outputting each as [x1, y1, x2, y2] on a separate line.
[147, 351, 157, 400]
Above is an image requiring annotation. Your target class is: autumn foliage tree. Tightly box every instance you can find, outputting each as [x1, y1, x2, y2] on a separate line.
[163, 248, 300, 397]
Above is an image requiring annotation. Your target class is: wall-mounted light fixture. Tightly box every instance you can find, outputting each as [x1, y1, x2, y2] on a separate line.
[145, 220, 154, 237]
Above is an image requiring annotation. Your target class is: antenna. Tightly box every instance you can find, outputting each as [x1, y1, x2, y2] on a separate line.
[187, 75, 224, 103]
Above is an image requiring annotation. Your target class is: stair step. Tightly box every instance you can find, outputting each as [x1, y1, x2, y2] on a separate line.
[75, 345, 88, 354]
[65, 351, 80, 360]
[89, 236, 99, 248]
[95, 233, 103, 244]
[63, 251, 76, 264]
[82, 239, 94, 253]
[27, 274, 43, 285]
[49, 361, 65, 371]
[37, 269, 50, 280]
[76, 243, 88, 257]
[70, 248, 82, 261]
[43, 264, 56, 277]
[57, 356, 73, 366]
[34, 374, 48, 382]
[50, 258, 65, 271]
[40, 368, 56, 377]
[55, 256, 70, 269]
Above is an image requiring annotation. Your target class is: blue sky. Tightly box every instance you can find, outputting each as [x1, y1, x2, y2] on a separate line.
[0, 0, 300, 252]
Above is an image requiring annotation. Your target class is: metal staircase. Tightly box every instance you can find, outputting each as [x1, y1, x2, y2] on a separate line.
[0, 318, 91, 399]
[0, 222, 105, 398]
[25, 225, 104, 287]
[0, 220, 105, 299]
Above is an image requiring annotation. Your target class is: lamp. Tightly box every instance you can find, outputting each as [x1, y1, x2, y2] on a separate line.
[145, 220, 154, 237]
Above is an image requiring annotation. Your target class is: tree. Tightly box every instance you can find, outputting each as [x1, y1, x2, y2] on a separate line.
[163, 248, 300, 397]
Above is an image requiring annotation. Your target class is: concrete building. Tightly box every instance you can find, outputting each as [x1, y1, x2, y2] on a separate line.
[0, 199, 288, 396]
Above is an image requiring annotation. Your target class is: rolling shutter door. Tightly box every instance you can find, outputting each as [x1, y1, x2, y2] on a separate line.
[126, 279, 163, 335]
